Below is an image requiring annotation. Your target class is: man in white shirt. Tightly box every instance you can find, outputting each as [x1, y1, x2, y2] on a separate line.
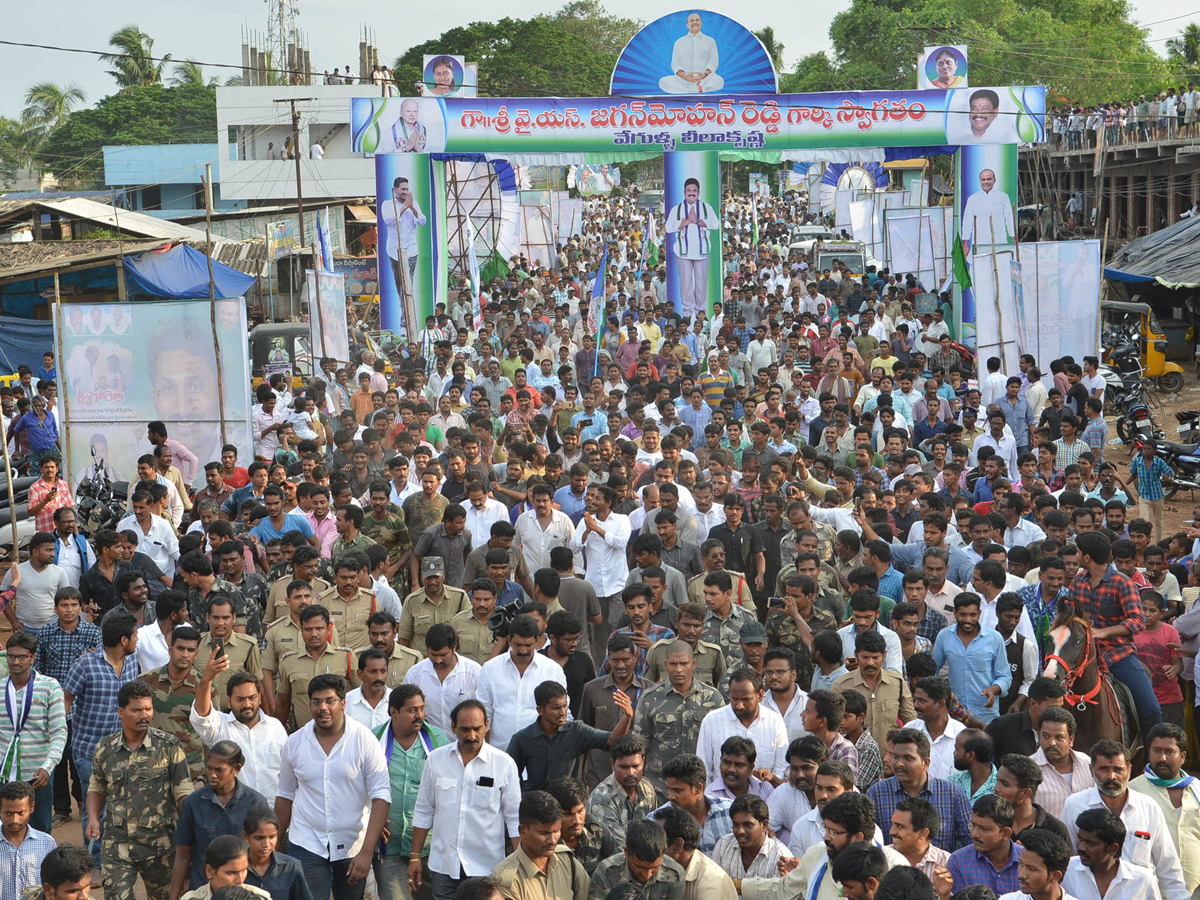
[116, 491, 181, 577]
[275, 674, 390, 900]
[52, 508, 94, 588]
[464, 483, 508, 548]
[1062, 807, 1164, 900]
[961, 168, 1016, 252]
[971, 410, 1021, 481]
[569, 484, 631, 656]
[1032, 707, 1097, 821]
[905, 676, 967, 781]
[381, 176, 427, 293]
[403, 622, 482, 735]
[513, 485, 575, 573]
[1062, 741, 1186, 900]
[658, 12, 724, 93]
[345, 649, 392, 731]
[664, 178, 721, 321]
[695, 669, 791, 783]
[191, 647, 289, 799]
[474, 614, 568, 752]
[408, 698, 521, 897]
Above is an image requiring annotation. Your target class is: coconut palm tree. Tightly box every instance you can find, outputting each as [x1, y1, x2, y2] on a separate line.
[169, 61, 217, 87]
[20, 82, 87, 138]
[99, 25, 171, 88]
[754, 26, 786, 72]
[1167, 23, 1200, 75]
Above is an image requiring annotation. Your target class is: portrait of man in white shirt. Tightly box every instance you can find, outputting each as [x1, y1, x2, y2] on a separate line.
[659, 13, 724, 94]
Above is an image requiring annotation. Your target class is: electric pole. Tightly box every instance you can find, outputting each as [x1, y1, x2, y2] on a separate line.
[274, 97, 315, 246]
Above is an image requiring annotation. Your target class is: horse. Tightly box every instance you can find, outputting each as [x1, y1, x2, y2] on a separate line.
[1042, 597, 1142, 770]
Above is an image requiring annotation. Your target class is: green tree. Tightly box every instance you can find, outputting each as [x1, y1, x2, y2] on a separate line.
[393, 2, 639, 97]
[32, 83, 216, 187]
[100, 25, 171, 89]
[754, 26, 786, 72]
[0, 117, 37, 188]
[20, 81, 88, 140]
[1167, 23, 1200, 75]
[170, 61, 217, 87]
[782, 0, 1168, 105]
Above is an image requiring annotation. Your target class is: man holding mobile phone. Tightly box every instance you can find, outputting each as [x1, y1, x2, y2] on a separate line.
[194, 596, 261, 713]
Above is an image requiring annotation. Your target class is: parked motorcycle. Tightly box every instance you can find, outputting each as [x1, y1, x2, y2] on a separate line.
[1116, 401, 1160, 446]
[74, 470, 128, 538]
[1175, 410, 1200, 445]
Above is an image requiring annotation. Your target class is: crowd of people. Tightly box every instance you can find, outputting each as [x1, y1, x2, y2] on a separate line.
[1049, 85, 1200, 149]
[2, 187, 1198, 900]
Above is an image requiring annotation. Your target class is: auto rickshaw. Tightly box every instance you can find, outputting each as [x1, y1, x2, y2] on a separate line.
[1101, 300, 1185, 394]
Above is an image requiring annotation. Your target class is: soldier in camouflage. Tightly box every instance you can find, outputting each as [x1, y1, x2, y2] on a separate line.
[765, 573, 837, 689]
[544, 777, 616, 877]
[631, 640, 723, 800]
[585, 735, 660, 846]
[179, 551, 263, 642]
[137, 624, 217, 782]
[700, 572, 759, 669]
[85, 680, 193, 900]
[362, 482, 413, 594]
[217, 539, 269, 626]
[588, 819, 685, 900]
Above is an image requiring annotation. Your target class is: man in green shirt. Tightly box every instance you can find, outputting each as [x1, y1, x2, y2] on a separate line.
[372, 683, 447, 900]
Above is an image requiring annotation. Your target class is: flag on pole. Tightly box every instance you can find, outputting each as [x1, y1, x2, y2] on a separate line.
[465, 216, 484, 333]
[317, 207, 334, 273]
[645, 215, 659, 268]
[751, 198, 760, 253]
[952, 232, 973, 291]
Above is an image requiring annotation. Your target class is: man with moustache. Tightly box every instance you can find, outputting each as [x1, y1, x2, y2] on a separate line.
[1129, 724, 1200, 894]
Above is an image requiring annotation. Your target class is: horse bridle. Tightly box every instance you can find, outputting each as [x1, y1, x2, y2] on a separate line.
[1044, 618, 1104, 711]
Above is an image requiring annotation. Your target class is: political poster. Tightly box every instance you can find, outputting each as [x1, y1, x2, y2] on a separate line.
[421, 54, 477, 98]
[957, 143, 1018, 348]
[375, 153, 438, 337]
[918, 46, 969, 90]
[663, 150, 721, 321]
[304, 270, 350, 364]
[56, 299, 251, 489]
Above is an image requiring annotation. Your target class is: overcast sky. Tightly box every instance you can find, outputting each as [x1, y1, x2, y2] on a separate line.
[2, 0, 1192, 121]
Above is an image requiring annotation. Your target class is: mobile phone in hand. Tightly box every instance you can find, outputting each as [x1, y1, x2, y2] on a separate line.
[768, 596, 784, 609]
[213, 639, 226, 660]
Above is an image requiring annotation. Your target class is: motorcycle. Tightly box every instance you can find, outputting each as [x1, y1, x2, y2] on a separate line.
[1099, 336, 1147, 418]
[1137, 435, 1200, 500]
[1116, 400, 1160, 447]
[74, 469, 129, 538]
[1175, 410, 1200, 444]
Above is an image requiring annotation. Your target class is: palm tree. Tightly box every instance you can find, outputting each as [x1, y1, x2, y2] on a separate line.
[1167, 23, 1200, 75]
[169, 61, 217, 87]
[20, 81, 87, 137]
[99, 25, 171, 88]
[754, 26, 786, 72]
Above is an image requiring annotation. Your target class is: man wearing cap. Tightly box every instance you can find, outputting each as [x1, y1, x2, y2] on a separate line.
[398, 556, 471, 650]
[716, 620, 769, 697]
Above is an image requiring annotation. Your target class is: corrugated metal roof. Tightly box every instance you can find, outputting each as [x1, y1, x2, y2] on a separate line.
[0, 197, 214, 242]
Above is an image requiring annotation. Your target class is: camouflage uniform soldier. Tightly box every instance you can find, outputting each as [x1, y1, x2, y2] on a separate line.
[273, 605, 357, 729]
[217, 539, 269, 623]
[361, 484, 413, 593]
[544, 777, 617, 877]
[194, 597, 262, 713]
[402, 470, 449, 539]
[585, 736, 659, 846]
[137, 625, 217, 781]
[85, 681, 193, 900]
[699, 572, 759, 668]
[630, 641, 723, 799]
[588, 820, 685, 900]
[180, 551, 262, 641]
[765, 574, 838, 688]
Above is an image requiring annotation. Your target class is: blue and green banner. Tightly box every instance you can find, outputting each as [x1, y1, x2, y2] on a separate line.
[664, 151, 721, 320]
[351, 87, 1044, 155]
[374, 153, 438, 337]
[955, 143, 1019, 349]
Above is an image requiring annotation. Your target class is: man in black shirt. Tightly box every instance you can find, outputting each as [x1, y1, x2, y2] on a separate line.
[984, 675, 1066, 759]
[1063, 364, 1090, 417]
[1037, 388, 1067, 440]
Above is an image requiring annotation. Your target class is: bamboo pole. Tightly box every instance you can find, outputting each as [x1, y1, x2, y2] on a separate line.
[988, 217, 1007, 366]
[52, 274, 72, 489]
[310, 244, 329, 362]
[204, 166, 228, 446]
[0, 403, 18, 563]
[1097, 219, 1110, 357]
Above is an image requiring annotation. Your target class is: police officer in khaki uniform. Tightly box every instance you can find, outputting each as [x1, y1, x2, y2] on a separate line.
[315, 555, 378, 652]
[85, 680, 193, 900]
[273, 604, 357, 729]
[364, 611, 423, 687]
[452, 576, 500, 665]
[261, 579, 340, 710]
[644, 602, 726, 687]
[397, 556, 470, 649]
[264, 546, 330, 623]
[195, 595, 263, 713]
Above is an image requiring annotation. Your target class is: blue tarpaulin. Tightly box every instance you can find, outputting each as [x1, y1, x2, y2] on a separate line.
[0, 315, 53, 376]
[1104, 214, 1200, 289]
[121, 243, 257, 299]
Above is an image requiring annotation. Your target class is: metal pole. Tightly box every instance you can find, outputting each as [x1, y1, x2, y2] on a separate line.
[204, 165, 228, 446]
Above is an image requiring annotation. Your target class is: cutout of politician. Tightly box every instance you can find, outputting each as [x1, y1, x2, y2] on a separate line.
[381, 175, 427, 295]
[659, 13, 724, 94]
[931, 48, 965, 89]
[961, 168, 1015, 255]
[665, 176, 720, 320]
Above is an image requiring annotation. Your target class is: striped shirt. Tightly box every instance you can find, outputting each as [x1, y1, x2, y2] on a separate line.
[61, 650, 141, 761]
[1129, 453, 1171, 503]
[1030, 747, 1095, 820]
[1, 825, 56, 899]
[710, 832, 793, 879]
[0, 674, 68, 778]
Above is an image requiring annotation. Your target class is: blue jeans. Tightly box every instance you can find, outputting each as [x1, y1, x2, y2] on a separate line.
[1108, 653, 1163, 740]
[289, 842, 366, 900]
[74, 754, 103, 866]
[31, 781, 53, 834]
[430, 872, 461, 900]
[374, 855, 431, 900]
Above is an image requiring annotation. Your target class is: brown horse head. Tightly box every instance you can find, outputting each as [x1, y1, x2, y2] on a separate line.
[1044, 595, 1088, 683]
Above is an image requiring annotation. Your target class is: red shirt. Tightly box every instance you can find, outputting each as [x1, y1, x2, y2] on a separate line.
[1134, 622, 1184, 704]
[224, 466, 250, 489]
